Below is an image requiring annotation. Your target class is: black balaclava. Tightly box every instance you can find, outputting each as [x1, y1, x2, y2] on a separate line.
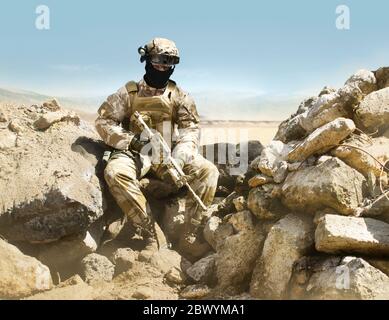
[143, 60, 174, 89]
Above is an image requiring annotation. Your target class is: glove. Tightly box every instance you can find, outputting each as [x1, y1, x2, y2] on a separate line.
[129, 134, 149, 153]
[173, 157, 185, 171]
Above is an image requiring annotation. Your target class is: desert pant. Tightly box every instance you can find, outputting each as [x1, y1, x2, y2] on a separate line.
[104, 151, 219, 230]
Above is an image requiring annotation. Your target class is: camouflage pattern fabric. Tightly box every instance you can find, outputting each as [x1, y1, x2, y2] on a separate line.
[104, 150, 219, 233]
[96, 78, 219, 233]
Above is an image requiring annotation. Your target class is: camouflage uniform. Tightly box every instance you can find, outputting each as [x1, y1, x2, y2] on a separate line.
[95, 78, 219, 234]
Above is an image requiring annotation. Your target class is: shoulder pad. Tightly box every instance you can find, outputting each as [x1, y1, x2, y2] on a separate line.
[125, 81, 138, 93]
[168, 79, 177, 86]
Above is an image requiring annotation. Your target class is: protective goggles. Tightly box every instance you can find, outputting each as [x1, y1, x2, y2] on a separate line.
[149, 54, 180, 66]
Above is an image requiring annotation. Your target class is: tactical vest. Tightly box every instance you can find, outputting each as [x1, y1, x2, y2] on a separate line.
[125, 80, 176, 144]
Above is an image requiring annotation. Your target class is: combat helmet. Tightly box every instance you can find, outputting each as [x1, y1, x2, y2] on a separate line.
[138, 37, 180, 66]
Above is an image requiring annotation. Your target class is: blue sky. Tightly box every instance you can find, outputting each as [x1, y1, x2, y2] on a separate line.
[0, 0, 388, 117]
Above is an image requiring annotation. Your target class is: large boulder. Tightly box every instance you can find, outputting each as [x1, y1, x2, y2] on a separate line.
[186, 254, 217, 285]
[253, 140, 294, 177]
[289, 256, 341, 299]
[203, 216, 234, 251]
[332, 135, 389, 178]
[0, 103, 108, 243]
[344, 69, 377, 95]
[215, 225, 264, 290]
[374, 67, 389, 89]
[281, 157, 366, 216]
[274, 97, 317, 143]
[299, 70, 375, 134]
[0, 239, 53, 299]
[354, 87, 389, 134]
[287, 118, 355, 162]
[305, 257, 389, 300]
[247, 185, 286, 220]
[249, 213, 314, 299]
[34, 221, 104, 279]
[315, 214, 389, 256]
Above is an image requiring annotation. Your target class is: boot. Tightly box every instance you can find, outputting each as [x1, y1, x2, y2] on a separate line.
[138, 220, 166, 262]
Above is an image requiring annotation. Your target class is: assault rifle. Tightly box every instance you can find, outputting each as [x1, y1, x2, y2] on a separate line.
[133, 111, 207, 222]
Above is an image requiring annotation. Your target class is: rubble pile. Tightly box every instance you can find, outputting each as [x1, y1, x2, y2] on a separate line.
[193, 67, 389, 300]
[0, 67, 388, 300]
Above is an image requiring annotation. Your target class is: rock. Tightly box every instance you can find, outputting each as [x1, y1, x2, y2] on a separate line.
[248, 174, 273, 187]
[0, 130, 17, 150]
[215, 225, 264, 289]
[149, 248, 182, 275]
[132, 286, 154, 299]
[332, 135, 389, 178]
[313, 208, 337, 225]
[366, 258, 389, 277]
[8, 120, 24, 133]
[81, 253, 115, 284]
[186, 254, 216, 284]
[36, 223, 103, 278]
[360, 193, 389, 217]
[228, 210, 254, 232]
[0, 110, 8, 122]
[232, 196, 247, 211]
[374, 67, 389, 89]
[316, 155, 334, 165]
[248, 185, 285, 220]
[162, 197, 186, 243]
[34, 110, 80, 131]
[299, 78, 366, 134]
[42, 98, 61, 112]
[57, 274, 85, 287]
[344, 69, 377, 95]
[112, 248, 136, 274]
[319, 86, 337, 97]
[281, 157, 366, 216]
[180, 284, 210, 299]
[274, 97, 318, 143]
[0, 107, 107, 244]
[237, 140, 264, 164]
[274, 115, 307, 144]
[177, 226, 212, 263]
[306, 257, 389, 299]
[288, 161, 307, 172]
[355, 87, 389, 134]
[250, 214, 314, 299]
[0, 239, 52, 299]
[288, 118, 356, 162]
[289, 256, 342, 299]
[203, 216, 234, 251]
[165, 267, 186, 285]
[315, 214, 389, 256]
[255, 140, 293, 177]
[273, 161, 288, 183]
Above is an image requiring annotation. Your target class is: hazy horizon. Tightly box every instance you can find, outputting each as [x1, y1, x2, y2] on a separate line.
[0, 85, 307, 121]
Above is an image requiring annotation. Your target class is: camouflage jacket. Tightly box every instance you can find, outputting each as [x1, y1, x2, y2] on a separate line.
[95, 79, 200, 161]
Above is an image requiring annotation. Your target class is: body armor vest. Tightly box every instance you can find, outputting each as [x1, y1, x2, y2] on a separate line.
[125, 80, 176, 145]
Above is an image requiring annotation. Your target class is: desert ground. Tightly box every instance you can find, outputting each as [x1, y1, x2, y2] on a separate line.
[200, 120, 279, 146]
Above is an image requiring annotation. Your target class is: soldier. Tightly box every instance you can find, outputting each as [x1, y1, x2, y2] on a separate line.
[95, 38, 219, 257]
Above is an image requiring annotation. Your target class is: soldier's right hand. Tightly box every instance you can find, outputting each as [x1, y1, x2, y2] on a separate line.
[129, 134, 150, 153]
